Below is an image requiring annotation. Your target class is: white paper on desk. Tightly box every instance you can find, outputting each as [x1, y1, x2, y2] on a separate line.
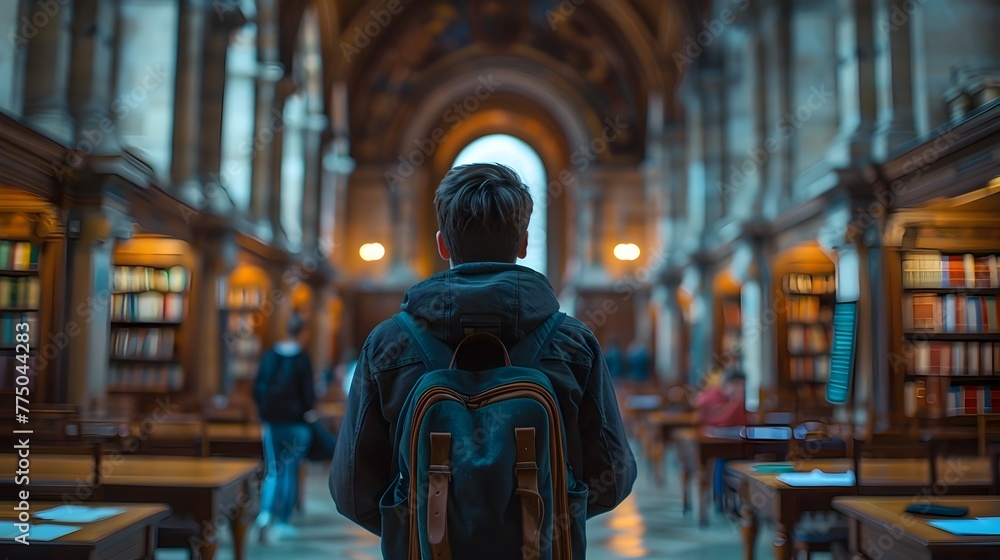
[928, 517, 1000, 536]
[35, 505, 126, 523]
[0, 521, 81, 541]
[776, 469, 856, 487]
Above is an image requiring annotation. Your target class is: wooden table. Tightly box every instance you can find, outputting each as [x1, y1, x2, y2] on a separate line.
[727, 457, 993, 560]
[0, 502, 170, 559]
[0, 454, 261, 560]
[675, 426, 792, 527]
[833, 496, 1000, 560]
[644, 410, 696, 486]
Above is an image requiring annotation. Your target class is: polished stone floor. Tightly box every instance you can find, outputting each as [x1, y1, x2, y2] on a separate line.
[157, 448, 785, 559]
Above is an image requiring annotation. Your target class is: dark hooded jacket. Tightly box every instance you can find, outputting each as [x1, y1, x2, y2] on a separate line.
[330, 263, 636, 537]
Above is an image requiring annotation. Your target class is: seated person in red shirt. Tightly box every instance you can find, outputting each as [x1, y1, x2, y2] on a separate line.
[694, 370, 747, 427]
[695, 369, 748, 512]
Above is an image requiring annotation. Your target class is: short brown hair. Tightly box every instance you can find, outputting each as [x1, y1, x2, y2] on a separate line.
[434, 163, 533, 264]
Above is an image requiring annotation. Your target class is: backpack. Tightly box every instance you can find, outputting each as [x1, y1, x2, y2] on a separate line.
[380, 311, 587, 560]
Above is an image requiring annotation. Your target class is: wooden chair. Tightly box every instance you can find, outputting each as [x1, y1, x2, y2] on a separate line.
[23, 442, 103, 501]
[788, 419, 848, 461]
[132, 415, 208, 457]
[852, 433, 938, 495]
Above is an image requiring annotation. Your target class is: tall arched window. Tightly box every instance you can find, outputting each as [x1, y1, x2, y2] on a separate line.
[0, 1, 22, 114]
[219, 5, 257, 212]
[279, 7, 324, 253]
[280, 92, 306, 251]
[453, 134, 547, 276]
[115, 0, 179, 178]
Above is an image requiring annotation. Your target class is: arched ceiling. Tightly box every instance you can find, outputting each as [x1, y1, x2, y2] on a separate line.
[317, 0, 690, 164]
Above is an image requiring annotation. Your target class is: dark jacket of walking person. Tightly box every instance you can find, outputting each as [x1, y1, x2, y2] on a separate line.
[329, 163, 636, 556]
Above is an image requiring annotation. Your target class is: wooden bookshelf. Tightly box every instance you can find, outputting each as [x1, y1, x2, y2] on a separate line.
[0, 240, 40, 391]
[772, 246, 837, 414]
[901, 250, 1000, 418]
[219, 264, 270, 395]
[108, 264, 188, 393]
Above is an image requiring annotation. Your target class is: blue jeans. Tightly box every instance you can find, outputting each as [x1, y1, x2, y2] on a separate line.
[259, 422, 312, 524]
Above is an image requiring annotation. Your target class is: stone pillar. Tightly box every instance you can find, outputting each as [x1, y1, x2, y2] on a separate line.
[701, 69, 726, 226]
[268, 81, 295, 248]
[685, 261, 712, 386]
[170, 0, 207, 203]
[249, 0, 282, 237]
[663, 121, 687, 252]
[65, 203, 132, 411]
[199, 10, 238, 215]
[191, 231, 237, 397]
[758, 0, 791, 217]
[322, 135, 355, 269]
[741, 230, 776, 411]
[21, 0, 74, 143]
[384, 170, 419, 285]
[872, 0, 917, 161]
[300, 113, 328, 252]
[68, 0, 118, 153]
[683, 79, 706, 241]
[652, 278, 685, 385]
[828, 0, 877, 166]
[577, 178, 609, 286]
[323, 83, 355, 269]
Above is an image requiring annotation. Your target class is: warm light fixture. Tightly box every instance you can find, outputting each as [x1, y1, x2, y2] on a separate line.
[359, 243, 385, 261]
[614, 243, 640, 261]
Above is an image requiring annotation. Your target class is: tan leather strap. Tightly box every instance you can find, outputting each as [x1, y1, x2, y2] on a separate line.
[428, 432, 452, 560]
[515, 427, 544, 560]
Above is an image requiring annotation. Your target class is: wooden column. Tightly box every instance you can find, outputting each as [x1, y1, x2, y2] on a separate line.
[21, 0, 74, 143]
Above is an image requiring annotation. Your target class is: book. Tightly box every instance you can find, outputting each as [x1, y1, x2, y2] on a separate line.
[947, 255, 966, 288]
[964, 254, 976, 288]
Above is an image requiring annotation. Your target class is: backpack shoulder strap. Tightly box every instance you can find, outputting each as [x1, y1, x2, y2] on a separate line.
[392, 312, 453, 371]
[508, 312, 566, 368]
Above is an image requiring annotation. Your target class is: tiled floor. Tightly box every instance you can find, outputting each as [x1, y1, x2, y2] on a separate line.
[157, 447, 781, 559]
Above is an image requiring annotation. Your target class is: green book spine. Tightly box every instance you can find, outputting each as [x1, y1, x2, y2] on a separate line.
[0, 241, 9, 270]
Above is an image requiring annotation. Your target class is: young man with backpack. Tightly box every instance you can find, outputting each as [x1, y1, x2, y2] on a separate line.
[330, 163, 636, 559]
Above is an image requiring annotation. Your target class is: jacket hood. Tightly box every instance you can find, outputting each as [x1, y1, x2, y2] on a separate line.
[400, 262, 560, 347]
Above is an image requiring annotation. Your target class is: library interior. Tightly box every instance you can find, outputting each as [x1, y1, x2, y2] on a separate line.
[1, 0, 1000, 559]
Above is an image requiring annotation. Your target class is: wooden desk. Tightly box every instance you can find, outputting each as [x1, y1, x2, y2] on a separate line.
[833, 496, 1000, 560]
[0, 454, 261, 560]
[727, 457, 993, 560]
[0, 502, 170, 559]
[675, 426, 791, 528]
[644, 410, 696, 486]
[205, 423, 262, 458]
